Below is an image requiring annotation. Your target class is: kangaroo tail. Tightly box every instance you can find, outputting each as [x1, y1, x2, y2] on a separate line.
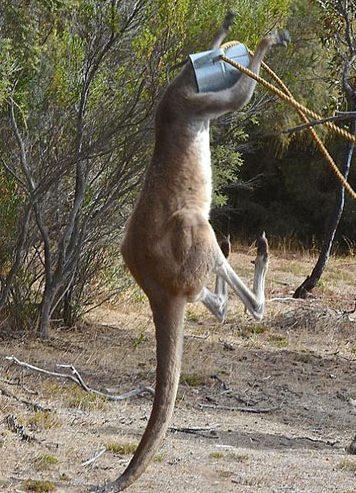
[103, 294, 186, 492]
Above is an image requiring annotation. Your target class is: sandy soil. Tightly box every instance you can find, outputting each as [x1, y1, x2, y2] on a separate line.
[0, 250, 355, 493]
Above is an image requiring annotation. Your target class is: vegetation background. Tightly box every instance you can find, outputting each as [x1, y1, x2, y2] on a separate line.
[0, 0, 354, 337]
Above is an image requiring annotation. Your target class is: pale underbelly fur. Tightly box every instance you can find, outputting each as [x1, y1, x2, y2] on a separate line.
[193, 127, 212, 219]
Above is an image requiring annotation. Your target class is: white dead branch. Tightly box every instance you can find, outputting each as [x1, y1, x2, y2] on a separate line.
[5, 355, 154, 402]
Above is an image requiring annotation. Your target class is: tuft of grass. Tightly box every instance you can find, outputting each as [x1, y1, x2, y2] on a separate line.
[268, 334, 288, 348]
[34, 454, 58, 471]
[64, 385, 107, 411]
[105, 441, 137, 455]
[28, 411, 60, 430]
[210, 450, 249, 462]
[338, 459, 356, 472]
[247, 324, 267, 336]
[43, 382, 106, 411]
[132, 332, 146, 348]
[180, 373, 206, 387]
[42, 381, 64, 396]
[186, 309, 199, 322]
[210, 451, 224, 459]
[154, 453, 166, 463]
[217, 469, 234, 479]
[295, 352, 312, 363]
[227, 452, 249, 462]
[22, 479, 56, 492]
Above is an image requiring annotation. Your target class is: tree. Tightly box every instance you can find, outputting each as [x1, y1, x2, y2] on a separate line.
[293, 0, 355, 298]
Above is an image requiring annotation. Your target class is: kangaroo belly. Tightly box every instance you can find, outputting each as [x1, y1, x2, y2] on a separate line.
[157, 210, 216, 297]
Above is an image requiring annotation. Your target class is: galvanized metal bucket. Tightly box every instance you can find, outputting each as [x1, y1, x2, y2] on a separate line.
[189, 43, 250, 93]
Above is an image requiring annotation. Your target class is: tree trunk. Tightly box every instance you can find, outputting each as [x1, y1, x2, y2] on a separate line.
[63, 287, 74, 327]
[39, 285, 57, 339]
[293, 115, 355, 299]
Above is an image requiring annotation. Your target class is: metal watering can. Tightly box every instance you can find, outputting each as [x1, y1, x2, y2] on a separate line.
[189, 43, 250, 93]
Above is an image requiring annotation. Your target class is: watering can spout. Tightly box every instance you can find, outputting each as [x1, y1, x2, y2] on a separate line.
[189, 43, 250, 93]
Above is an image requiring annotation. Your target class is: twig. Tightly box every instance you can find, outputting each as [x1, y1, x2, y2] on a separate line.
[210, 374, 229, 391]
[342, 301, 356, 316]
[0, 377, 38, 395]
[81, 447, 107, 467]
[5, 355, 154, 402]
[288, 434, 338, 447]
[170, 425, 219, 438]
[283, 113, 356, 134]
[185, 332, 210, 340]
[219, 339, 236, 351]
[269, 297, 305, 302]
[0, 385, 49, 412]
[199, 403, 278, 413]
[5, 414, 36, 442]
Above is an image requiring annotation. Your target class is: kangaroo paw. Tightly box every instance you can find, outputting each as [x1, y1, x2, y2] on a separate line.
[271, 29, 291, 47]
[223, 10, 236, 30]
[256, 231, 268, 261]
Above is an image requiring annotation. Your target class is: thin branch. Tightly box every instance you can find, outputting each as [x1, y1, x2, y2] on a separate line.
[283, 113, 356, 134]
[199, 403, 279, 413]
[0, 386, 49, 412]
[5, 356, 154, 402]
[0, 205, 31, 309]
[81, 447, 107, 467]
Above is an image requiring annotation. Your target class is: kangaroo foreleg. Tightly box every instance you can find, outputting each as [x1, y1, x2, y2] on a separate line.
[214, 233, 268, 320]
[198, 285, 228, 322]
[210, 10, 236, 49]
[197, 236, 231, 322]
[187, 30, 291, 120]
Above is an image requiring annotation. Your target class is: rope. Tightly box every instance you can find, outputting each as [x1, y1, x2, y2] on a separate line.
[219, 42, 356, 200]
[221, 42, 356, 144]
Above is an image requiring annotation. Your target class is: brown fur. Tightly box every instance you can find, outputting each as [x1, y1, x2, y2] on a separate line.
[100, 13, 289, 492]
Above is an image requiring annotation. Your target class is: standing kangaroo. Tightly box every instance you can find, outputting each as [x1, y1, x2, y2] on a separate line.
[102, 12, 290, 492]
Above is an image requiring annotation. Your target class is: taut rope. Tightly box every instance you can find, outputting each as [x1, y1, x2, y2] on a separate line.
[220, 41, 356, 200]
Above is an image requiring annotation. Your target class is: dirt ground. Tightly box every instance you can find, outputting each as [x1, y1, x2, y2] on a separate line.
[0, 248, 355, 493]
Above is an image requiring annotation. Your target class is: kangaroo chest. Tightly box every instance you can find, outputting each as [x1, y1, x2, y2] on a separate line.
[191, 126, 212, 218]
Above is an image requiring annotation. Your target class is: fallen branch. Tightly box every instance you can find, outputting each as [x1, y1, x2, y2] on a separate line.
[0, 385, 49, 412]
[0, 377, 38, 395]
[219, 339, 236, 351]
[289, 435, 338, 447]
[269, 297, 304, 302]
[185, 332, 210, 340]
[170, 425, 219, 438]
[5, 414, 36, 442]
[199, 403, 278, 414]
[210, 373, 229, 391]
[81, 447, 107, 467]
[5, 355, 154, 402]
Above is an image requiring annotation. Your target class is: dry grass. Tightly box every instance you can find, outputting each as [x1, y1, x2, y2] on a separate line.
[338, 459, 356, 472]
[0, 249, 355, 493]
[27, 411, 61, 430]
[34, 454, 59, 471]
[105, 441, 138, 455]
[180, 372, 207, 387]
[21, 480, 56, 492]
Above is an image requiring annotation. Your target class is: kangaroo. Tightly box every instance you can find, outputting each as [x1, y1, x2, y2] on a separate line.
[101, 12, 290, 492]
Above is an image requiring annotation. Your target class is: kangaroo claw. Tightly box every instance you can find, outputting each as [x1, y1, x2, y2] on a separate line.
[256, 231, 268, 259]
[223, 10, 236, 30]
[277, 29, 291, 47]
